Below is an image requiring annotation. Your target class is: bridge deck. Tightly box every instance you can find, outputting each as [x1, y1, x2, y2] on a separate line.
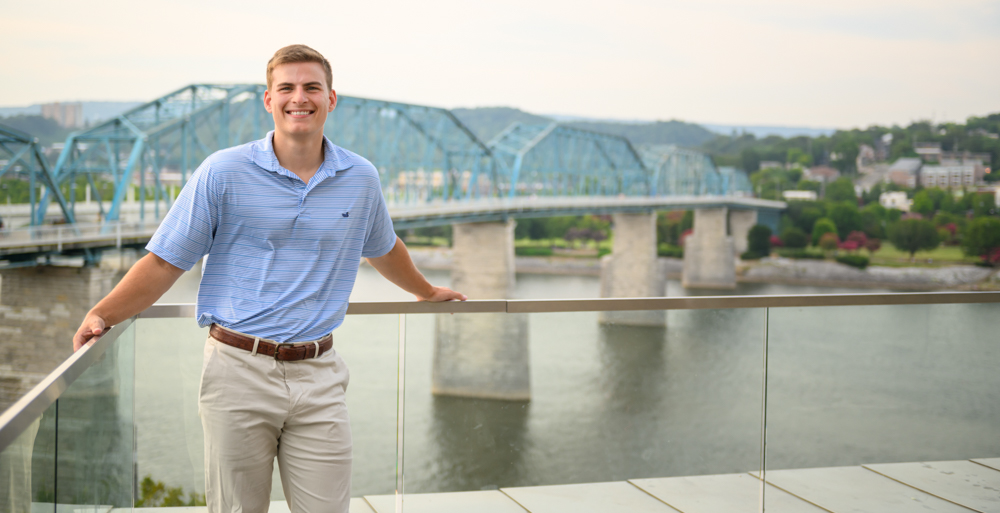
[119, 458, 1000, 512]
[0, 196, 785, 259]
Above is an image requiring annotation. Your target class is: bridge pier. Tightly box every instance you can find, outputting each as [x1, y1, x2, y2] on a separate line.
[0, 266, 120, 410]
[682, 208, 737, 289]
[434, 220, 530, 401]
[600, 213, 666, 326]
[729, 209, 758, 256]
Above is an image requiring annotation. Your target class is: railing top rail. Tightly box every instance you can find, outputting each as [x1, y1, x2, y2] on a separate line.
[0, 319, 134, 452]
[140, 291, 1000, 317]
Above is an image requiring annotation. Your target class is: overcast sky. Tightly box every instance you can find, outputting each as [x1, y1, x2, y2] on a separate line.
[2, 0, 998, 129]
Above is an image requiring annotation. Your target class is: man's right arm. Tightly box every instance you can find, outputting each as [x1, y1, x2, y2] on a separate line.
[73, 252, 185, 351]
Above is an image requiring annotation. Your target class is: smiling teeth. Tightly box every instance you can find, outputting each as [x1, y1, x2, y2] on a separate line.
[289, 111, 311, 115]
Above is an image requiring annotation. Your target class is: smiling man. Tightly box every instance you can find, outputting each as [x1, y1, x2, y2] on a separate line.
[72, 44, 465, 513]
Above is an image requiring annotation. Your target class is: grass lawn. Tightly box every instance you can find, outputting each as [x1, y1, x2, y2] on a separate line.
[870, 243, 980, 266]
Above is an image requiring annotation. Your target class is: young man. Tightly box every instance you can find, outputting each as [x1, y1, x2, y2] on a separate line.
[72, 44, 465, 513]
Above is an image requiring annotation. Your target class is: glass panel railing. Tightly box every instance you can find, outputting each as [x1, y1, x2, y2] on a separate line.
[133, 314, 401, 508]
[55, 320, 136, 510]
[762, 302, 1000, 510]
[0, 402, 56, 512]
[401, 308, 767, 509]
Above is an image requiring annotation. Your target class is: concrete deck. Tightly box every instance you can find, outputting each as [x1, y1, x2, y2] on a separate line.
[120, 458, 1000, 513]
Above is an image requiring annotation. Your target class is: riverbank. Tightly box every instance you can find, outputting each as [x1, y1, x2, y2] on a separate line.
[405, 247, 1000, 290]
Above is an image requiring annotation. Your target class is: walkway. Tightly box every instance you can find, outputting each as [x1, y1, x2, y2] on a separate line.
[125, 458, 999, 512]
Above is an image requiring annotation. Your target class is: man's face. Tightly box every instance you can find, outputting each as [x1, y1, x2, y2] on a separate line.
[264, 62, 336, 139]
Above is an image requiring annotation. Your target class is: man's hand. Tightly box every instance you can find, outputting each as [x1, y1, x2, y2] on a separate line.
[416, 286, 467, 302]
[367, 238, 467, 302]
[73, 313, 107, 351]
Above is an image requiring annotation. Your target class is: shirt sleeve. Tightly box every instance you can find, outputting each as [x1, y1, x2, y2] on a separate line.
[361, 178, 397, 258]
[145, 162, 220, 271]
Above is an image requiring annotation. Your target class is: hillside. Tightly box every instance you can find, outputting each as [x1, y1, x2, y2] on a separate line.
[451, 107, 715, 148]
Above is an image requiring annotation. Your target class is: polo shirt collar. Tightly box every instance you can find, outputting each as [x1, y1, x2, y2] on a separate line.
[251, 131, 354, 178]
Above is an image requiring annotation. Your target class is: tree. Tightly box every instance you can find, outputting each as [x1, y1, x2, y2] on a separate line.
[828, 202, 863, 239]
[961, 217, 1000, 265]
[865, 238, 882, 254]
[911, 190, 934, 216]
[888, 219, 941, 260]
[747, 224, 772, 256]
[812, 218, 838, 246]
[824, 177, 857, 203]
[781, 227, 809, 248]
[860, 203, 887, 238]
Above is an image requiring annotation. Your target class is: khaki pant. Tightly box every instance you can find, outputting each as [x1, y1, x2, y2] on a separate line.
[200, 331, 352, 513]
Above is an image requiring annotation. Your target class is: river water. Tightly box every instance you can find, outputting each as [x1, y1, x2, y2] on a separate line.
[134, 263, 1000, 499]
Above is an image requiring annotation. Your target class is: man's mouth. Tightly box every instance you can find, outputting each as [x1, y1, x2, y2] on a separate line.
[287, 110, 313, 116]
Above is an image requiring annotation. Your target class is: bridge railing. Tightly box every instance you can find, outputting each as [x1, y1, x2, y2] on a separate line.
[0, 219, 164, 251]
[3, 291, 997, 510]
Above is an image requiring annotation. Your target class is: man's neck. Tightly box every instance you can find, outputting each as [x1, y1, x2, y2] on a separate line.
[272, 131, 325, 184]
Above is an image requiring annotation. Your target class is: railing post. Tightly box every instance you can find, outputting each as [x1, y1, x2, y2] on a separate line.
[56, 226, 62, 252]
[116, 222, 122, 249]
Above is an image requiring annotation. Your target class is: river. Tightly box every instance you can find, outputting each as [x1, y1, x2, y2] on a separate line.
[133, 263, 1000, 499]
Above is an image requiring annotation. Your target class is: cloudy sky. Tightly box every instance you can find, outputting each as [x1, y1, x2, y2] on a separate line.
[2, 0, 998, 129]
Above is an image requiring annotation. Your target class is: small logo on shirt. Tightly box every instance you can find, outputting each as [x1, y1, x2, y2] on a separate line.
[342, 212, 350, 218]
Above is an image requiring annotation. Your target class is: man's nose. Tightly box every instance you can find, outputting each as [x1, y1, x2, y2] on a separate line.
[293, 87, 308, 103]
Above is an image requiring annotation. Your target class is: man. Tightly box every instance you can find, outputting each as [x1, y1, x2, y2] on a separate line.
[73, 44, 465, 513]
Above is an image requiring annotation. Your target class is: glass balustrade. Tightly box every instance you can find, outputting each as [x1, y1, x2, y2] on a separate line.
[131, 313, 401, 507]
[3, 294, 1000, 511]
[761, 301, 1000, 510]
[395, 307, 767, 510]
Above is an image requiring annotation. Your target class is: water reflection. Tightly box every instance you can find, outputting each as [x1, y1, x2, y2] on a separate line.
[428, 396, 529, 491]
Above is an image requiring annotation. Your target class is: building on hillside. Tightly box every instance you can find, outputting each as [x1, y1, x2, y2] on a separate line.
[874, 133, 893, 161]
[803, 165, 840, 184]
[879, 191, 911, 212]
[920, 164, 983, 189]
[782, 190, 818, 201]
[40, 102, 83, 128]
[914, 142, 942, 162]
[856, 144, 876, 172]
[887, 158, 921, 188]
[940, 151, 991, 167]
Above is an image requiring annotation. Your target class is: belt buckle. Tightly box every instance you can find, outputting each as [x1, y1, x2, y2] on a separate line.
[273, 343, 287, 361]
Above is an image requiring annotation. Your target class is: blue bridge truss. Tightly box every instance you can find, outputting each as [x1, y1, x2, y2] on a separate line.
[22, 84, 751, 229]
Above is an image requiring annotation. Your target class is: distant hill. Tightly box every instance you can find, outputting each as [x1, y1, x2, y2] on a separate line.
[451, 107, 715, 148]
[451, 107, 552, 143]
[0, 101, 142, 127]
[701, 123, 836, 139]
[563, 120, 716, 147]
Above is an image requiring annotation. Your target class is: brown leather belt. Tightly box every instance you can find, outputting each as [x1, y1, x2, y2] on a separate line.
[209, 324, 332, 361]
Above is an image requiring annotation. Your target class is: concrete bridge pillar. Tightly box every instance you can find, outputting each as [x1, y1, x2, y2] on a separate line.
[0, 266, 120, 410]
[434, 219, 530, 401]
[682, 208, 736, 289]
[600, 212, 666, 326]
[729, 209, 758, 256]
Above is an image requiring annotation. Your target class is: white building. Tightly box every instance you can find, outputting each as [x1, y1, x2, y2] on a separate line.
[880, 191, 911, 212]
[782, 190, 818, 201]
[920, 164, 982, 189]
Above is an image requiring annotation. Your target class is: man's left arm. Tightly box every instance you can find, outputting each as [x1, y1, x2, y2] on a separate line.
[366, 237, 467, 302]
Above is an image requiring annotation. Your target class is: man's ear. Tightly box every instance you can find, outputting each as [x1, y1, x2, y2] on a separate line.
[263, 89, 273, 113]
[329, 89, 337, 112]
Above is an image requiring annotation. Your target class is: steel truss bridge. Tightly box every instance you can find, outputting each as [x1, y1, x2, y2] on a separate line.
[0, 84, 760, 264]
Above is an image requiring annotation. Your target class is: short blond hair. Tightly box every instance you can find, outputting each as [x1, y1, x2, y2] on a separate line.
[266, 44, 333, 91]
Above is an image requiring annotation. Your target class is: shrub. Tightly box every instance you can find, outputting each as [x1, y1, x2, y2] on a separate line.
[865, 238, 882, 254]
[597, 247, 611, 258]
[818, 232, 840, 252]
[781, 227, 809, 249]
[748, 224, 772, 255]
[770, 235, 783, 248]
[961, 217, 1000, 265]
[657, 244, 684, 258]
[741, 251, 765, 260]
[776, 248, 826, 259]
[812, 218, 838, 246]
[515, 246, 554, 257]
[836, 254, 870, 269]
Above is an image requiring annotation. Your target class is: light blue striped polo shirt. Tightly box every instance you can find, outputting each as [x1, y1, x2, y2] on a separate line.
[147, 131, 397, 342]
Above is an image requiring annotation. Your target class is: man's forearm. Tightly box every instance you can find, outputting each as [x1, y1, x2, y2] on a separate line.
[366, 237, 435, 299]
[90, 252, 185, 326]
